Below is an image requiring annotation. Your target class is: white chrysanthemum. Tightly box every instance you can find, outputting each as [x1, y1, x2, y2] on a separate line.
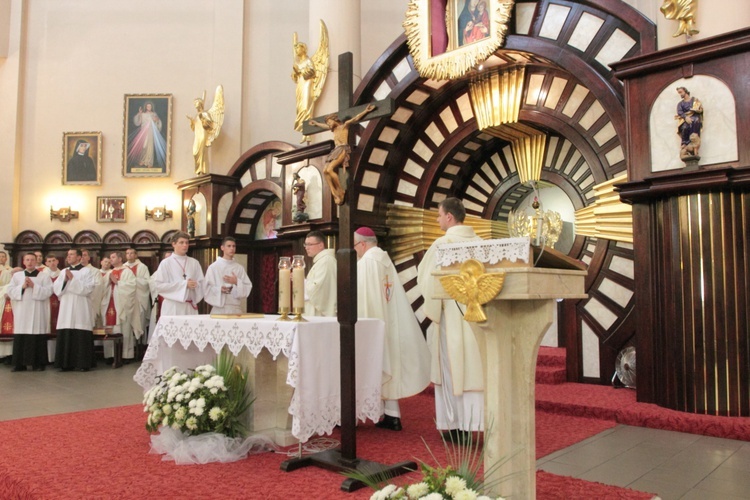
[210, 387, 219, 395]
[369, 489, 389, 500]
[209, 407, 223, 421]
[188, 399, 196, 408]
[406, 482, 430, 498]
[453, 489, 478, 500]
[421, 493, 444, 500]
[162, 416, 169, 426]
[185, 417, 198, 430]
[196, 398, 206, 407]
[174, 407, 187, 421]
[379, 485, 397, 497]
[445, 476, 467, 496]
[175, 394, 184, 402]
[162, 404, 172, 415]
[192, 406, 204, 416]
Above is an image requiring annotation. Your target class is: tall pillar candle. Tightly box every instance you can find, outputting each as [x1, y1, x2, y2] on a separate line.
[279, 268, 291, 310]
[292, 266, 305, 310]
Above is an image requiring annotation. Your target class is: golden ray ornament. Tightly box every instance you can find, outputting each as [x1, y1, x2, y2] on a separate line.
[403, 0, 515, 81]
[574, 172, 633, 243]
[439, 259, 506, 322]
[469, 66, 525, 129]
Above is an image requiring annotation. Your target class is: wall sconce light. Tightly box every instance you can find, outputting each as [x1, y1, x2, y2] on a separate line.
[50, 206, 79, 222]
[145, 206, 173, 222]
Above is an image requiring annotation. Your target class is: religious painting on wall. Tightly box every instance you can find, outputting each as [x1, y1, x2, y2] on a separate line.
[96, 196, 127, 223]
[403, 0, 515, 80]
[62, 132, 102, 186]
[122, 94, 172, 178]
[255, 198, 282, 240]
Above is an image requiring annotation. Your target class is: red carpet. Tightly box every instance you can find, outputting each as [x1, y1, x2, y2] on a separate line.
[535, 348, 750, 441]
[0, 391, 653, 499]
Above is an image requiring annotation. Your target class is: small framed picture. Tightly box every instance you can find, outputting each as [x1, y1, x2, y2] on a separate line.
[96, 196, 127, 223]
[122, 93, 172, 177]
[62, 132, 102, 185]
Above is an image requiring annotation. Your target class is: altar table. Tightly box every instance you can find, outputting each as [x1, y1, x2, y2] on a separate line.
[134, 314, 385, 445]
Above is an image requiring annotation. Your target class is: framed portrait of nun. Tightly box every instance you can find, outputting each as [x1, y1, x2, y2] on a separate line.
[62, 132, 102, 186]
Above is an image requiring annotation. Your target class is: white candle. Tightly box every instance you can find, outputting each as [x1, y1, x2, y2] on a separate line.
[279, 268, 291, 310]
[292, 267, 305, 310]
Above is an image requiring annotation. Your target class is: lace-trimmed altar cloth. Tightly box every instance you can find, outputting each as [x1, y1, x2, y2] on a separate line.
[435, 236, 531, 267]
[134, 314, 385, 443]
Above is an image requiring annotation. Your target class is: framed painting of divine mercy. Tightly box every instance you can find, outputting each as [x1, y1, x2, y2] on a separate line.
[122, 94, 172, 177]
[403, 0, 515, 80]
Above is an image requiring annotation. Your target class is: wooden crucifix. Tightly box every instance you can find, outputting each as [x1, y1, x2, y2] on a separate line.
[281, 53, 411, 493]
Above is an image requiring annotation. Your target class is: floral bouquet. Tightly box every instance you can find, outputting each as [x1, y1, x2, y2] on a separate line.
[144, 350, 253, 438]
[355, 422, 508, 500]
[369, 462, 504, 500]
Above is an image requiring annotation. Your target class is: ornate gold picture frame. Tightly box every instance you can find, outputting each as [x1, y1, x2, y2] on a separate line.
[404, 0, 515, 80]
[122, 93, 172, 177]
[96, 196, 127, 223]
[62, 132, 102, 186]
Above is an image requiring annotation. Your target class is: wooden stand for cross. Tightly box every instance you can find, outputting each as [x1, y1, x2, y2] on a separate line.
[279, 53, 411, 493]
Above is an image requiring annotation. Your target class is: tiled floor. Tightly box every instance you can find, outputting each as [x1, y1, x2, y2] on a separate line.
[2, 361, 750, 500]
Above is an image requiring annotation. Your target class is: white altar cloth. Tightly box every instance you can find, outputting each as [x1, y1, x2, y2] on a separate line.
[134, 314, 386, 443]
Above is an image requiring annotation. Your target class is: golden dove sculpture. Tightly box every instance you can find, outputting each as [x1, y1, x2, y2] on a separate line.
[439, 259, 506, 323]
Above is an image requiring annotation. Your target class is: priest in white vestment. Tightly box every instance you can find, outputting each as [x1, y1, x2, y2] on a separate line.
[91, 256, 111, 328]
[102, 251, 139, 360]
[154, 232, 204, 316]
[124, 248, 152, 341]
[355, 227, 431, 431]
[205, 237, 252, 314]
[8, 253, 53, 371]
[417, 197, 484, 440]
[53, 248, 98, 371]
[148, 251, 171, 336]
[303, 230, 337, 317]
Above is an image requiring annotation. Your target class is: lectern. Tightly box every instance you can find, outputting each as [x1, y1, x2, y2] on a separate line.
[431, 238, 587, 499]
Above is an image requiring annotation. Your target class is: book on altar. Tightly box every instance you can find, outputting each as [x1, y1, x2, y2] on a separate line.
[209, 313, 265, 319]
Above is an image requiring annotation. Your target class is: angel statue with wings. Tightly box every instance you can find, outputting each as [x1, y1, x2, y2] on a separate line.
[292, 20, 329, 143]
[187, 85, 225, 175]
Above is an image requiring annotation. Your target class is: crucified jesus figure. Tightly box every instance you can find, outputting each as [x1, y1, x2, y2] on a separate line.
[309, 104, 376, 205]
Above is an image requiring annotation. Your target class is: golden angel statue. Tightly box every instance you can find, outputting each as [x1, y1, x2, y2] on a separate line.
[660, 0, 699, 37]
[187, 85, 225, 175]
[292, 20, 329, 143]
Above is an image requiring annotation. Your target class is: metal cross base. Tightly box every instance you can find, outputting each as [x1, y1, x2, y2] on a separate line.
[280, 449, 417, 493]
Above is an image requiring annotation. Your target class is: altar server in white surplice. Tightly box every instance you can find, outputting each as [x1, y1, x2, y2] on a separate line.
[154, 232, 204, 316]
[354, 227, 431, 432]
[124, 248, 151, 340]
[417, 197, 484, 441]
[54, 248, 98, 371]
[205, 236, 252, 314]
[9, 253, 53, 371]
[303, 230, 336, 317]
[102, 251, 139, 360]
[148, 251, 171, 336]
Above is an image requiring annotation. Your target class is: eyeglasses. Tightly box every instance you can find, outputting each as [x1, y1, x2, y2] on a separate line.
[303, 241, 322, 247]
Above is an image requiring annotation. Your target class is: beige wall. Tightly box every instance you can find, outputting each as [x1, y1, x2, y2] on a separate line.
[0, 0, 743, 251]
[0, 0, 408, 248]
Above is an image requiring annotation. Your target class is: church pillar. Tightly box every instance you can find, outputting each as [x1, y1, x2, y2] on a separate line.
[309, 0, 362, 119]
[0, 0, 24, 251]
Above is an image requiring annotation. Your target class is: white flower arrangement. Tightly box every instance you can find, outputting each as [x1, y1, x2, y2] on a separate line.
[143, 352, 252, 438]
[368, 462, 504, 500]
